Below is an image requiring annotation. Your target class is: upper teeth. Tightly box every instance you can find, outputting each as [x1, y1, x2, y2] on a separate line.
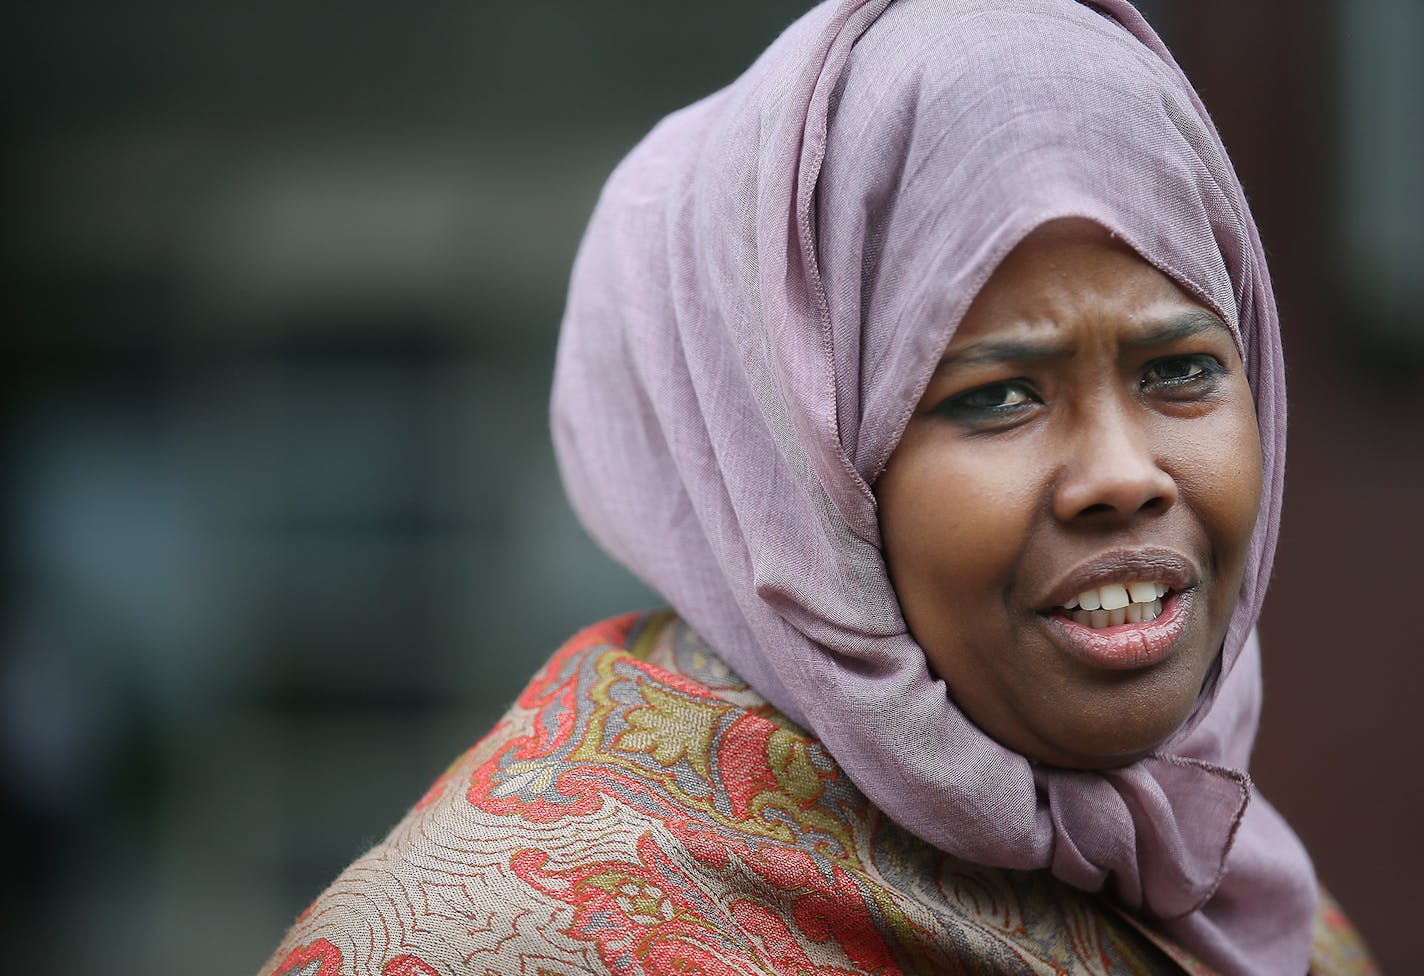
[1063, 581, 1168, 611]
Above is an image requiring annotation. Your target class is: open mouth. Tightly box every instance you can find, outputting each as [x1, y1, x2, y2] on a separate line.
[1041, 583, 1193, 670]
[1058, 580, 1170, 629]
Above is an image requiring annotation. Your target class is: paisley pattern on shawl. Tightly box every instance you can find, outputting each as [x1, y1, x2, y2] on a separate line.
[260, 613, 1376, 976]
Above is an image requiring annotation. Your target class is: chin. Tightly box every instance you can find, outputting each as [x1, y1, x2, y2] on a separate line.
[1021, 695, 1199, 770]
[1038, 739, 1159, 771]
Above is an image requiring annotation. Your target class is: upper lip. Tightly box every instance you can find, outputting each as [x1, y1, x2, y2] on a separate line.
[1037, 546, 1199, 611]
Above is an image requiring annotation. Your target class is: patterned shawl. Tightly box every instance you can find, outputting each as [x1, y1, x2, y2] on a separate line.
[550, 1, 1317, 973]
[260, 615, 1374, 975]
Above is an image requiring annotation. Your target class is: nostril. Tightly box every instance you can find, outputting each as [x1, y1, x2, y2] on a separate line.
[1140, 495, 1171, 515]
[1060, 489, 1173, 523]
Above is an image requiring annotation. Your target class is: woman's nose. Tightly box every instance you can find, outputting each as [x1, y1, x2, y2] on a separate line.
[1051, 404, 1178, 523]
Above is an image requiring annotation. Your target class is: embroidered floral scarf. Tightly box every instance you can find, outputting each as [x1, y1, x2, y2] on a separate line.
[261, 614, 1374, 976]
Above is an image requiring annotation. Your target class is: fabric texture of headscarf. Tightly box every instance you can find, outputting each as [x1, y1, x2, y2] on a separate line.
[551, 1, 1317, 972]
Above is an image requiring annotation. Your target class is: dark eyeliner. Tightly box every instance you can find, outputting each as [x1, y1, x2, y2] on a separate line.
[1141, 354, 1226, 389]
[934, 380, 1041, 424]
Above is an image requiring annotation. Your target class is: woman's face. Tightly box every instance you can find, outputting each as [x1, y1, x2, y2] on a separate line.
[876, 220, 1262, 769]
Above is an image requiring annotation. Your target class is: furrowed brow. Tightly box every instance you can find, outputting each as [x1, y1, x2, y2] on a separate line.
[1126, 308, 1234, 348]
[934, 338, 1070, 375]
[933, 309, 1235, 377]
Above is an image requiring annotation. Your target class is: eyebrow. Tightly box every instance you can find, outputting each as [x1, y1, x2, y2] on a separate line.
[934, 308, 1233, 375]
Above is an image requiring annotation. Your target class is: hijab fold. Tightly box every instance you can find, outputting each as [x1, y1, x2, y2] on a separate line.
[552, 1, 1316, 972]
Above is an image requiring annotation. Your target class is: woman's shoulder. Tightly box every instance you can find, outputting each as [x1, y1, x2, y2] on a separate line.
[256, 614, 661, 975]
[259, 611, 830, 975]
[258, 613, 1371, 976]
[259, 612, 1176, 974]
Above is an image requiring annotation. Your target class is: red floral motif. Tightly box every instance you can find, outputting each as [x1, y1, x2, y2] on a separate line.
[272, 939, 343, 976]
[512, 836, 827, 976]
[672, 822, 906, 975]
[715, 715, 786, 822]
[382, 954, 440, 976]
[463, 615, 927, 975]
[466, 618, 644, 824]
[516, 615, 644, 712]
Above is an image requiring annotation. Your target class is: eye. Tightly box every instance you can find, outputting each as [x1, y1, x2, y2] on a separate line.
[935, 380, 1042, 425]
[1141, 354, 1225, 392]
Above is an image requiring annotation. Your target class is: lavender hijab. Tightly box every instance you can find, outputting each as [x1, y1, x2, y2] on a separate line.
[551, 0, 1316, 972]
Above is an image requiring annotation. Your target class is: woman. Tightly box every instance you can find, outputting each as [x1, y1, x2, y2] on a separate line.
[260, 1, 1376, 973]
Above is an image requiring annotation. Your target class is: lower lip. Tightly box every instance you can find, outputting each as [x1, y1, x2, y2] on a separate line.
[1041, 590, 1193, 670]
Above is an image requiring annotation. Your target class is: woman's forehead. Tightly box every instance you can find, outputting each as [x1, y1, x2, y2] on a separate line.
[945, 220, 1214, 345]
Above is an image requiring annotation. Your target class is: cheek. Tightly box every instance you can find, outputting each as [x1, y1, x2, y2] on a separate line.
[1166, 391, 1263, 561]
[877, 429, 1042, 641]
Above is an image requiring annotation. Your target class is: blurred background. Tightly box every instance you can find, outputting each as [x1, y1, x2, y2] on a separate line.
[2, 1, 1419, 972]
